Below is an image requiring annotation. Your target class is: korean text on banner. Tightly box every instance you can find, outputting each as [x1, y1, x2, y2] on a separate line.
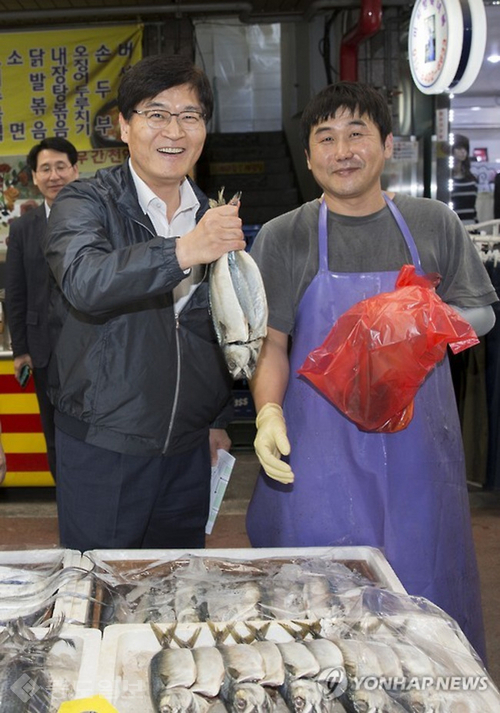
[0, 25, 143, 153]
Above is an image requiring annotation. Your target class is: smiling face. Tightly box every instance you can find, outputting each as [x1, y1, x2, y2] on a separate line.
[306, 107, 393, 215]
[119, 83, 207, 204]
[32, 149, 79, 207]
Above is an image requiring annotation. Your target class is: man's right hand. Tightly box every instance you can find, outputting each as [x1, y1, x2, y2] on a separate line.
[254, 402, 294, 484]
[13, 354, 33, 381]
[175, 203, 246, 269]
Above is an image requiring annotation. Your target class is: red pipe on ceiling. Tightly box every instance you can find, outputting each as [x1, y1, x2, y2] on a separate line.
[340, 0, 382, 81]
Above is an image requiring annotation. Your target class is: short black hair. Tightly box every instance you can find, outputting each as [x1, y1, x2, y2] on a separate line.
[118, 54, 214, 123]
[26, 137, 78, 172]
[300, 81, 392, 151]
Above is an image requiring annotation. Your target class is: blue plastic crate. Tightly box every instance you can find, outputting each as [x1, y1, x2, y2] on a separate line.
[233, 389, 256, 420]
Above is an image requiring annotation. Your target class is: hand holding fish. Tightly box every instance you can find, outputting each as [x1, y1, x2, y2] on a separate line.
[175, 203, 246, 270]
[207, 188, 269, 381]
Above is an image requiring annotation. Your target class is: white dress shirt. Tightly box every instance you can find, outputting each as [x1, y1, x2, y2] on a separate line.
[129, 161, 202, 315]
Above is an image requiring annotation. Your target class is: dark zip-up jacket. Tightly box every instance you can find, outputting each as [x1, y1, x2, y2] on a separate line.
[41, 162, 233, 457]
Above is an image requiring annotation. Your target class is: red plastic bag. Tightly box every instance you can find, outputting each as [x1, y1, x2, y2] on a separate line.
[298, 265, 479, 433]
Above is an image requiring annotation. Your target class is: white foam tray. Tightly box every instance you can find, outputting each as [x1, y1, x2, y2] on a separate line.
[0, 625, 101, 706]
[98, 620, 313, 713]
[98, 616, 500, 713]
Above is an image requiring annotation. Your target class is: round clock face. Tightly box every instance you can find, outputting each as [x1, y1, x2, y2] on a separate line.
[408, 0, 464, 94]
[449, 0, 487, 93]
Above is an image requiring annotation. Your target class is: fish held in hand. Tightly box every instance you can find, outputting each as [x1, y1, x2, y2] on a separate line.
[208, 188, 268, 381]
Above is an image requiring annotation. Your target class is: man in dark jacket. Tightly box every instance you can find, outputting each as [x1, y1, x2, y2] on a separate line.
[5, 137, 79, 480]
[42, 54, 245, 551]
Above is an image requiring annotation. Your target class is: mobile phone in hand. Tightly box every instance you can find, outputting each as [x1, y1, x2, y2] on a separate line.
[18, 364, 31, 388]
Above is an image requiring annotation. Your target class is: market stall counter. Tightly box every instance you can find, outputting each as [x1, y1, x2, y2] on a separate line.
[0, 546, 499, 711]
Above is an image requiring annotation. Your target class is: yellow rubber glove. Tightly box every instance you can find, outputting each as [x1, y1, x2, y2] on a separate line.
[254, 403, 294, 483]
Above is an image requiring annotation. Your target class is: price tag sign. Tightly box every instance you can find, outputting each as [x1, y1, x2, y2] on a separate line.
[58, 695, 119, 713]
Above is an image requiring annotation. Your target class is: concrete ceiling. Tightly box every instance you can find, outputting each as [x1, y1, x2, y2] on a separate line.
[0, 0, 496, 101]
[0, 0, 363, 27]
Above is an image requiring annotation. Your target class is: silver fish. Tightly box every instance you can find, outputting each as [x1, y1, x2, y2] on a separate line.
[174, 582, 210, 622]
[303, 639, 344, 673]
[251, 640, 286, 687]
[149, 647, 197, 692]
[203, 580, 261, 622]
[302, 576, 336, 620]
[191, 646, 226, 697]
[218, 643, 266, 683]
[333, 639, 383, 680]
[0, 617, 74, 713]
[277, 641, 321, 679]
[364, 643, 403, 680]
[342, 686, 407, 711]
[0, 566, 90, 625]
[151, 687, 213, 713]
[208, 188, 268, 380]
[220, 678, 274, 713]
[281, 676, 336, 713]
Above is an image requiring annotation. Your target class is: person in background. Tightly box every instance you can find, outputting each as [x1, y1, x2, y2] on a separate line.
[449, 135, 486, 486]
[5, 137, 79, 481]
[494, 171, 500, 220]
[246, 81, 497, 663]
[42, 54, 244, 552]
[451, 134, 478, 225]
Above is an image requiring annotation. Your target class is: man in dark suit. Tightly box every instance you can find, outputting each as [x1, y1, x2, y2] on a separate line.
[5, 137, 79, 480]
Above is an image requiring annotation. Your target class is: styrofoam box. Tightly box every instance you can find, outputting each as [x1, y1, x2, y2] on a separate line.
[0, 548, 81, 569]
[0, 625, 101, 705]
[64, 546, 405, 628]
[0, 548, 84, 623]
[98, 616, 500, 713]
[97, 621, 313, 713]
[83, 546, 405, 591]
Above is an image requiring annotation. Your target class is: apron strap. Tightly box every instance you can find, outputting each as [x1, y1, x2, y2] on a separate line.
[384, 194, 423, 271]
[318, 199, 329, 271]
[319, 195, 424, 273]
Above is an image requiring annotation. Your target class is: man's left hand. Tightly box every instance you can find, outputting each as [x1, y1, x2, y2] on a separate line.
[209, 428, 232, 466]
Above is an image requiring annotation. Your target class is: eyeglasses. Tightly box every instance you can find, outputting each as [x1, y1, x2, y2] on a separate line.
[132, 108, 206, 130]
[36, 163, 75, 176]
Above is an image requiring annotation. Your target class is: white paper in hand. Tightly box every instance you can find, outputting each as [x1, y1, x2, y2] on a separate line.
[205, 449, 236, 535]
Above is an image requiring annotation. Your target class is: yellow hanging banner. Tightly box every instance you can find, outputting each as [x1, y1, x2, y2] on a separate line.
[0, 24, 143, 153]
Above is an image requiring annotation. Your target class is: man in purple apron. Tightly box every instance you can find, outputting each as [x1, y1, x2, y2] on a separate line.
[246, 82, 497, 663]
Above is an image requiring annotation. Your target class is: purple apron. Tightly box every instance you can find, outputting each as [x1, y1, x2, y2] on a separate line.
[246, 197, 486, 660]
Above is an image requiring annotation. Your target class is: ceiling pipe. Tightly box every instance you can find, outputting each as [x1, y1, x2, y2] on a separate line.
[305, 0, 355, 20]
[340, 0, 382, 81]
[305, 0, 407, 22]
[0, 3, 253, 24]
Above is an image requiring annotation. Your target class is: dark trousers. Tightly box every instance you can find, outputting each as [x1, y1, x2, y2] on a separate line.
[55, 428, 211, 552]
[32, 366, 56, 480]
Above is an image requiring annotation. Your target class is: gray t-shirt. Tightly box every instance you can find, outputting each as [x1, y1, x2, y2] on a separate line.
[250, 193, 498, 335]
